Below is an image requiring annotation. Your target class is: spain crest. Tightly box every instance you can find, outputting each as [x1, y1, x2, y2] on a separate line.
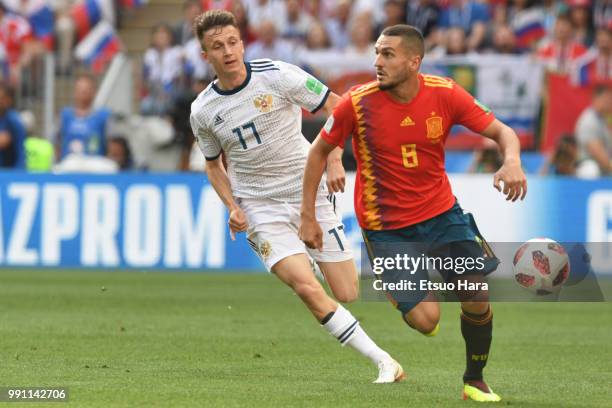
[259, 240, 272, 259]
[426, 115, 443, 143]
[254, 94, 273, 113]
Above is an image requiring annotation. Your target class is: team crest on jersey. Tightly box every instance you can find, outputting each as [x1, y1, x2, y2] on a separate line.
[253, 94, 274, 113]
[259, 240, 272, 259]
[426, 114, 443, 144]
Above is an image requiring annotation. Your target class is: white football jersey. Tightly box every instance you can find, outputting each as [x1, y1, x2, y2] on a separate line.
[190, 59, 330, 202]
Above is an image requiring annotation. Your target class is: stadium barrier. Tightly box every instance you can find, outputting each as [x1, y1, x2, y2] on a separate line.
[0, 172, 610, 273]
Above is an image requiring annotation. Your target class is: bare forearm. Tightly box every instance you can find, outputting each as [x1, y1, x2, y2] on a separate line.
[206, 162, 239, 210]
[494, 125, 521, 164]
[301, 143, 329, 219]
[327, 146, 343, 165]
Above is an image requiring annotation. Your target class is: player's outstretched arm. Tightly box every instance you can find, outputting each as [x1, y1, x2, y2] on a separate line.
[480, 119, 528, 202]
[205, 155, 248, 240]
[300, 135, 336, 250]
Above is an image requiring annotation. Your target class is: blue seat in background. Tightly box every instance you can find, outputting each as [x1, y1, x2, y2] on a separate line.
[445, 151, 474, 173]
[521, 152, 546, 174]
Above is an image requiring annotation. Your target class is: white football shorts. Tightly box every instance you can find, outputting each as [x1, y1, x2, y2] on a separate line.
[239, 193, 353, 272]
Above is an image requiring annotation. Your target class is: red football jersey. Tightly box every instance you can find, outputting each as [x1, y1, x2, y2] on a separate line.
[321, 73, 495, 231]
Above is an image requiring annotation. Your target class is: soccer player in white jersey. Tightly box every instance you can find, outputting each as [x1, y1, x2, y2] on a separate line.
[190, 10, 403, 383]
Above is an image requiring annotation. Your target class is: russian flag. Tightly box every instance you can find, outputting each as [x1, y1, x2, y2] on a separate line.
[512, 8, 546, 49]
[4, 0, 55, 49]
[121, 0, 148, 10]
[75, 21, 122, 73]
[29, 4, 55, 49]
[71, 0, 115, 40]
[571, 50, 597, 86]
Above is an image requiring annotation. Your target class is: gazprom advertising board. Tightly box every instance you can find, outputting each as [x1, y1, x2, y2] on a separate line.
[0, 173, 610, 272]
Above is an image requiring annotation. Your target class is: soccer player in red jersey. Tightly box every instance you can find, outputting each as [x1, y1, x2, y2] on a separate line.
[300, 25, 527, 402]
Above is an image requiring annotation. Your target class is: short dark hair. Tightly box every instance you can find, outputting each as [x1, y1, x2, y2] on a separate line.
[194, 10, 238, 45]
[381, 24, 424, 58]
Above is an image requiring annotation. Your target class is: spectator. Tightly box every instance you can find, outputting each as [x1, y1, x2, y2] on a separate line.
[106, 136, 133, 170]
[304, 21, 332, 50]
[352, 0, 383, 24]
[168, 79, 207, 171]
[470, 147, 503, 174]
[245, 20, 294, 63]
[183, 37, 213, 83]
[325, 0, 353, 50]
[57, 74, 111, 160]
[294, 21, 332, 79]
[345, 13, 375, 56]
[445, 26, 469, 55]
[594, 0, 612, 29]
[574, 24, 612, 83]
[575, 85, 612, 177]
[375, 0, 406, 37]
[568, 0, 595, 47]
[281, 0, 313, 45]
[19, 110, 53, 172]
[0, 83, 26, 168]
[543, 134, 577, 175]
[536, 12, 588, 73]
[232, 0, 256, 46]
[0, 3, 37, 85]
[439, 0, 490, 51]
[542, 0, 564, 37]
[173, 0, 202, 46]
[406, 0, 440, 51]
[244, 0, 287, 33]
[201, 0, 234, 12]
[141, 23, 184, 116]
[488, 24, 519, 54]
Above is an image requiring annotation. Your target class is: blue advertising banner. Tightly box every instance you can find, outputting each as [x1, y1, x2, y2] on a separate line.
[0, 173, 610, 272]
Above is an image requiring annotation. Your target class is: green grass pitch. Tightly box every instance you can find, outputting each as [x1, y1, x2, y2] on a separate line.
[1, 270, 611, 407]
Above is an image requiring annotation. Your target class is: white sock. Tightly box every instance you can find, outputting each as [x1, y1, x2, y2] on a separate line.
[322, 304, 390, 365]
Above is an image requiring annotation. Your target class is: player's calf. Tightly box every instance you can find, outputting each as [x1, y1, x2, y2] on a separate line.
[274, 254, 401, 382]
[318, 260, 359, 303]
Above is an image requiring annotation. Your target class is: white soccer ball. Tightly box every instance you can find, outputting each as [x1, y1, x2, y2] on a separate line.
[512, 238, 570, 295]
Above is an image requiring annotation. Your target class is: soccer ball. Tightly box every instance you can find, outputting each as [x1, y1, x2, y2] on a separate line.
[513, 238, 570, 295]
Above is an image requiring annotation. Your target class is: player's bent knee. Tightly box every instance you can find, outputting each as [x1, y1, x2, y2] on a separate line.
[403, 299, 440, 335]
[415, 317, 440, 336]
[403, 311, 440, 335]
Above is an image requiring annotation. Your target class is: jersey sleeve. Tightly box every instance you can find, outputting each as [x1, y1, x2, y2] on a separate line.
[320, 92, 356, 149]
[450, 82, 495, 133]
[190, 113, 222, 160]
[276, 61, 331, 113]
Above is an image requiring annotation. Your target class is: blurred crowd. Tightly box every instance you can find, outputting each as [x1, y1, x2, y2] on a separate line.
[0, 0, 610, 176]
